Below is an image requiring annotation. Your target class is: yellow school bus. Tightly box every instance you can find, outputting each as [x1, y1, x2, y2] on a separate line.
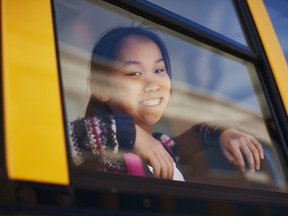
[1, 0, 288, 215]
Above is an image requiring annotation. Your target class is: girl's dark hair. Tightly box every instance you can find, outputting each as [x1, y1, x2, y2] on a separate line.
[85, 25, 172, 117]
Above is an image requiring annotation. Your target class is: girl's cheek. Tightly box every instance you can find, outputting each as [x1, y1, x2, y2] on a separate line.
[161, 77, 171, 90]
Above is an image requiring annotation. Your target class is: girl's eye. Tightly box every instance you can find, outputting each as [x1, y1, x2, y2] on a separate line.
[125, 72, 142, 77]
[155, 69, 166, 74]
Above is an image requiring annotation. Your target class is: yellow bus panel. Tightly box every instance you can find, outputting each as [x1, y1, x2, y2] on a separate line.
[248, 0, 288, 114]
[1, 0, 69, 184]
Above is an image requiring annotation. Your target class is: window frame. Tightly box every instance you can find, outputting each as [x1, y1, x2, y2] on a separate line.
[57, 0, 288, 209]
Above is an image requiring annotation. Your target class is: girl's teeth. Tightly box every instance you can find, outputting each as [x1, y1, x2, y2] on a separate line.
[140, 99, 161, 106]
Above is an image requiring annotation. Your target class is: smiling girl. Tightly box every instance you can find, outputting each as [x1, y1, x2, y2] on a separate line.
[69, 26, 264, 181]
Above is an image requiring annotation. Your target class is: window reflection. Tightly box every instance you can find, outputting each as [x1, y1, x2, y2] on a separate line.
[146, 0, 248, 47]
[54, 0, 287, 192]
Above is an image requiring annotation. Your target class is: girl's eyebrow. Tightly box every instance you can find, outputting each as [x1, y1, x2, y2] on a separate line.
[155, 58, 164, 63]
[123, 60, 140, 67]
[123, 58, 164, 67]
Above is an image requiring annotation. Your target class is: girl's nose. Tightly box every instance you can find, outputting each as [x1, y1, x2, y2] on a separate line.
[143, 75, 160, 93]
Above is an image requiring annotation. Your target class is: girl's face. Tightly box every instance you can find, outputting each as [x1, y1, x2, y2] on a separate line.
[107, 36, 171, 133]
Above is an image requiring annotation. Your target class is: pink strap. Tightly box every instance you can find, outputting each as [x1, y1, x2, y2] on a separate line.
[124, 153, 145, 176]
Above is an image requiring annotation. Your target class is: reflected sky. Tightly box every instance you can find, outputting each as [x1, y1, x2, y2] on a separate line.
[147, 0, 247, 46]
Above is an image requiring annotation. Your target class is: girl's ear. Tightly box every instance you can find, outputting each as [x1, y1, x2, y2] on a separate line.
[88, 78, 110, 102]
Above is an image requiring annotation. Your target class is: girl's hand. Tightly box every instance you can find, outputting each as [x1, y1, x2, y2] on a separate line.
[133, 125, 174, 179]
[219, 128, 264, 173]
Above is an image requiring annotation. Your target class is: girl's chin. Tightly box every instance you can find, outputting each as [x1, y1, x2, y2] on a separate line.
[138, 116, 162, 127]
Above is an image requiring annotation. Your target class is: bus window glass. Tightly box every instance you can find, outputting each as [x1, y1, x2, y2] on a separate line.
[53, 0, 287, 193]
[264, 0, 288, 63]
[146, 0, 248, 47]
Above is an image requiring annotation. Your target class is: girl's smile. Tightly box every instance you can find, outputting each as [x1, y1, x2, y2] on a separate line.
[139, 97, 163, 107]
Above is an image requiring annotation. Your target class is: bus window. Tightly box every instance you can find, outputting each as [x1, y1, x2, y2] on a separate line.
[53, 0, 287, 194]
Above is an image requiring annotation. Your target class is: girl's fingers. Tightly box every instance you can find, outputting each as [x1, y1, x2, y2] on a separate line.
[157, 145, 174, 179]
[150, 143, 174, 179]
[149, 155, 161, 178]
[247, 141, 260, 170]
[251, 138, 264, 159]
[157, 150, 167, 178]
[239, 140, 255, 173]
[230, 141, 246, 172]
